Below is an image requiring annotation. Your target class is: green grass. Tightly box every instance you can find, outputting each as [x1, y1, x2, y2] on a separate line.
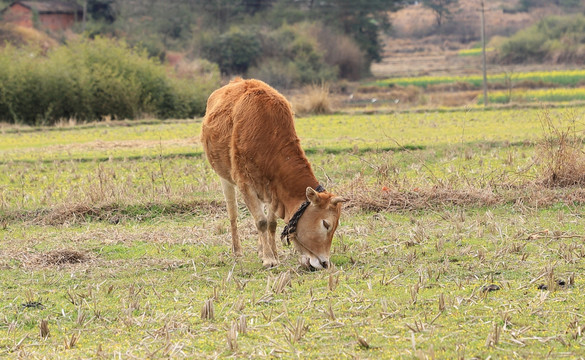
[373, 69, 585, 89]
[1, 106, 566, 210]
[479, 87, 585, 104]
[0, 106, 560, 161]
[457, 47, 494, 57]
[1, 108, 585, 358]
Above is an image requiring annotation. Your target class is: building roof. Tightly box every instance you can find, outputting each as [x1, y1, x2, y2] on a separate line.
[6, 1, 83, 15]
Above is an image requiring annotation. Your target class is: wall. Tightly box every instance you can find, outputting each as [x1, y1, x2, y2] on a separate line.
[2, 3, 33, 28]
[39, 13, 76, 31]
[3, 4, 78, 31]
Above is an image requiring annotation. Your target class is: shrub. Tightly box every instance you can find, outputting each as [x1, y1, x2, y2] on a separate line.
[292, 83, 333, 116]
[198, 22, 349, 87]
[499, 28, 549, 63]
[0, 23, 58, 48]
[287, 34, 336, 84]
[0, 37, 219, 125]
[515, 0, 582, 11]
[537, 109, 585, 186]
[308, 23, 365, 81]
[247, 59, 298, 89]
[497, 15, 585, 64]
[247, 23, 337, 88]
[200, 27, 262, 75]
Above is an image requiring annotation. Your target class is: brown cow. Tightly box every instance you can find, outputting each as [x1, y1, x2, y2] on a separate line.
[201, 78, 345, 269]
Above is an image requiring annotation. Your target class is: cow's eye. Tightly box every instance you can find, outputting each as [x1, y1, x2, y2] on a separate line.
[322, 219, 331, 230]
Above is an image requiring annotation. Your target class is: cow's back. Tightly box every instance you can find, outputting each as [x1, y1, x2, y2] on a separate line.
[200, 79, 246, 181]
[201, 79, 305, 193]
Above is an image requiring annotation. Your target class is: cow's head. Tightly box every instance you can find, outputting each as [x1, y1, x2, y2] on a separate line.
[293, 187, 345, 270]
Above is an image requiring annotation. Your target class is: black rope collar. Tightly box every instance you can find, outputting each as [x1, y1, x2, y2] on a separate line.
[281, 184, 326, 245]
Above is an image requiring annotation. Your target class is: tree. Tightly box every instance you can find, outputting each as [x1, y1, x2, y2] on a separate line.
[200, 27, 262, 75]
[422, 0, 459, 28]
[241, 0, 276, 15]
[518, 0, 582, 11]
[198, 0, 246, 32]
[309, 0, 402, 65]
[87, 0, 116, 23]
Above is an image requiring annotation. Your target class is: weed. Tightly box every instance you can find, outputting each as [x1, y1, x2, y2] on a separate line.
[293, 82, 333, 115]
[283, 317, 307, 344]
[63, 333, 80, 350]
[226, 321, 238, 352]
[39, 320, 49, 340]
[537, 109, 585, 186]
[201, 299, 215, 320]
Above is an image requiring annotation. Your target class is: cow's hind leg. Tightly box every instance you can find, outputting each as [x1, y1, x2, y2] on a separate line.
[220, 178, 242, 257]
[240, 185, 279, 268]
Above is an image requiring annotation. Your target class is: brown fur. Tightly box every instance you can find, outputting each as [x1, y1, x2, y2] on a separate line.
[201, 78, 344, 269]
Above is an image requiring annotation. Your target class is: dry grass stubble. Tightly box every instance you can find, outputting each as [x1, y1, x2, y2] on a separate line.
[342, 176, 585, 213]
[292, 83, 333, 115]
[537, 108, 585, 186]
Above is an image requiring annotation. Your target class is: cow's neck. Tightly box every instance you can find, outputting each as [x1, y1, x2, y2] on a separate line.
[282, 188, 315, 224]
[274, 159, 320, 223]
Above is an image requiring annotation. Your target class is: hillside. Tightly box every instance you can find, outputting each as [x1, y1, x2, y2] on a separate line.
[373, 0, 579, 78]
[0, 0, 582, 84]
[0, 22, 58, 49]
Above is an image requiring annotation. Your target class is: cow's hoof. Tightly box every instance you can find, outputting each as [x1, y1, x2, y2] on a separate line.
[262, 259, 279, 268]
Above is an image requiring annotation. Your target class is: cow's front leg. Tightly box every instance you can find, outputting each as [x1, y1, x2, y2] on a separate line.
[267, 207, 278, 258]
[240, 186, 279, 268]
[220, 178, 242, 257]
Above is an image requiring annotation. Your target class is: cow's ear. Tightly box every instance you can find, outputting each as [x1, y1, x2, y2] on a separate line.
[306, 187, 321, 205]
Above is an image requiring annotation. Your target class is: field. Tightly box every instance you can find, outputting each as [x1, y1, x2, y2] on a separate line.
[480, 88, 585, 105]
[373, 70, 585, 89]
[353, 69, 585, 109]
[1, 105, 585, 358]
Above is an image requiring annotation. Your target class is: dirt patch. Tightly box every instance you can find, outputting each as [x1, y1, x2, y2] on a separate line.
[22, 249, 92, 268]
[342, 177, 585, 212]
[349, 85, 424, 106]
[51, 138, 198, 153]
[426, 82, 479, 92]
[345, 183, 498, 212]
[5, 199, 225, 226]
[427, 90, 480, 107]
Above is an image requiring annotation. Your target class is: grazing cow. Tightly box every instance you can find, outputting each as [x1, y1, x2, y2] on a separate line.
[201, 78, 345, 269]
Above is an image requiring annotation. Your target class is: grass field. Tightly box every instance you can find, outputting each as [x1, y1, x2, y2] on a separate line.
[480, 88, 585, 105]
[1, 106, 585, 358]
[457, 48, 494, 57]
[373, 69, 585, 89]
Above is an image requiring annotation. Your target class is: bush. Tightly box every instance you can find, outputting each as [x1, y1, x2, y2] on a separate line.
[247, 23, 337, 88]
[197, 21, 361, 86]
[499, 28, 549, 63]
[515, 0, 582, 11]
[200, 27, 262, 75]
[0, 37, 219, 125]
[310, 23, 365, 81]
[287, 34, 336, 84]
[497, 15, 585, 64]
[0, 23, 57, 48]
[292, 83, 333, 116]
[537, 109, 585, 186]
[247, 59, 298, 89]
